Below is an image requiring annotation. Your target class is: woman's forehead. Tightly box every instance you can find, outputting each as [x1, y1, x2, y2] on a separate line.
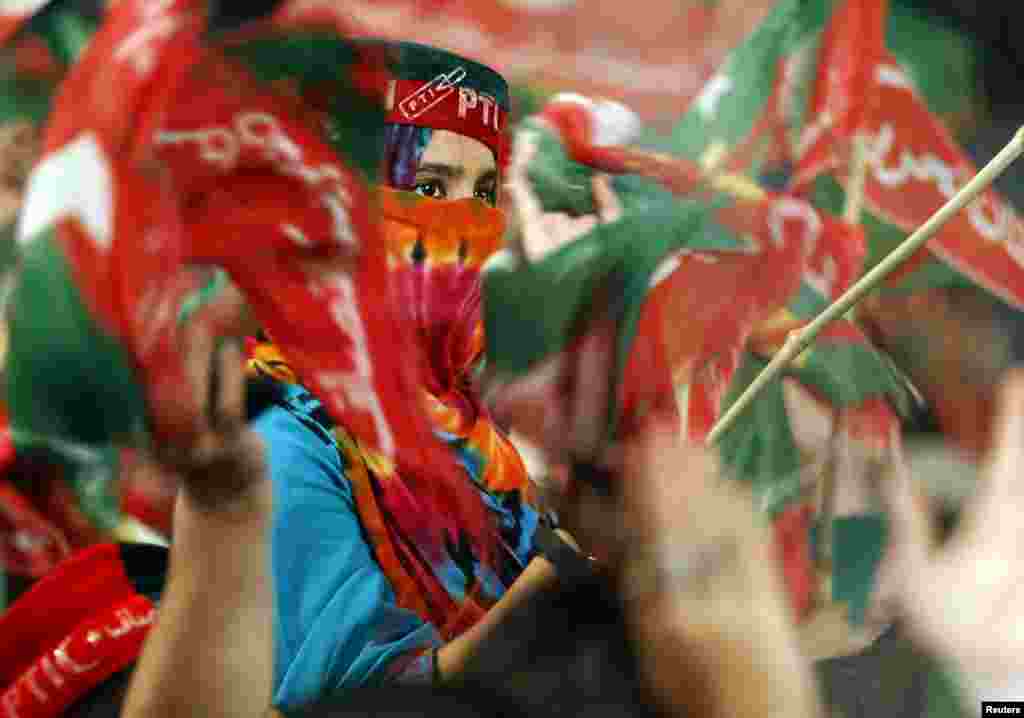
[419, 130, 497, 175]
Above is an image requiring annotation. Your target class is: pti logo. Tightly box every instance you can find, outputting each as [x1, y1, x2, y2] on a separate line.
[398, 67, 468, 121]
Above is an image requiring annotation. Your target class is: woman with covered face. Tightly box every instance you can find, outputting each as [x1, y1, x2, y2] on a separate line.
[250, 42, 580, 709]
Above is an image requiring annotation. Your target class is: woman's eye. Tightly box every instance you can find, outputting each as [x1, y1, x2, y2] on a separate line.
[414, 179, 445, 199]
[474, 185, 497, 205]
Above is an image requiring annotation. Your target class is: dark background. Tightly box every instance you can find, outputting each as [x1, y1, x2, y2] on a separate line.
[905, 0, 1024, 207]
[907, 0, 1023, 114]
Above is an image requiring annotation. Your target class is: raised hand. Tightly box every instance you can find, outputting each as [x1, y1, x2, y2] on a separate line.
[616, 426, 822, 718]
[122, 319, 271, 718]
[148, 316, 265, 513]
[878, 370, 1024, 703]
[503, 128, 622, 264]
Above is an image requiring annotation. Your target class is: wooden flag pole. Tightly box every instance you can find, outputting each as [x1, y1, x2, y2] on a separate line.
[815, 132, 871, 576]
[707, 125, 1024, 446]
[843, 133, 870, 225]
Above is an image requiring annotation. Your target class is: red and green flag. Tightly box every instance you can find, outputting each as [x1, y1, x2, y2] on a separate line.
[791, 0, 887, 189]
[670, 0, 1011, 308]
[784, 0, 1023, 457]
[655, 0, 921, 621]
[790, 0, 1024, 309]
[483, 95, 875, 455]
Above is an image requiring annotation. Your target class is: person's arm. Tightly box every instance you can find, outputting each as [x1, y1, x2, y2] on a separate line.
[616, 427, 823, 718]
[122, 475, 273, 718]
[121, 342, 274, 718]
[436, 555, 558, 679]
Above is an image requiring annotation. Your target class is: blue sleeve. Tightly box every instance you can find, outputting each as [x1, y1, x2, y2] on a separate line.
[253, 402, 443, 710]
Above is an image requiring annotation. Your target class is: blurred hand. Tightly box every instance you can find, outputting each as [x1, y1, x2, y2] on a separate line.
[616, 426, 786, 605]
[877, 369, 1024, 701]
[150, 326, 266, 514]
[121, 325, 270, 718]
[616, 426, 821, 718]
[487, 126, 626, 550]
[145, 268, 262, 476]
[487, 129, 624, 475]
[487, 309, 621, 558]
[504, 128, 622, 263]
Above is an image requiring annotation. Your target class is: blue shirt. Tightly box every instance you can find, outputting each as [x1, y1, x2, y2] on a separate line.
[254, 385, 540, 709]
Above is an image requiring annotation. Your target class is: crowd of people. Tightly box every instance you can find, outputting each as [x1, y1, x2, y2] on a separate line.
[0, 2, 1022, 717]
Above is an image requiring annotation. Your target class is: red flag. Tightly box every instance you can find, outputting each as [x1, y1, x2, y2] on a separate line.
[13, 0, 488, 555]
[793, 0, 888, 189]
[858, 52, 1024, 309]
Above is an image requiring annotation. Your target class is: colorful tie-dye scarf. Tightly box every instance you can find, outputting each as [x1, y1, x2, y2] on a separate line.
[249, 181, 536, 633]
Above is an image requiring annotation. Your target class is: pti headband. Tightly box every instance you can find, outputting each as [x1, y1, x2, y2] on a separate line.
[360, 40, 511, 167]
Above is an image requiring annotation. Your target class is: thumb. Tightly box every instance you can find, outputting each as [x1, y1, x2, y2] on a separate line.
[504, 130, 545, 262]
[591, 174, 623, 224]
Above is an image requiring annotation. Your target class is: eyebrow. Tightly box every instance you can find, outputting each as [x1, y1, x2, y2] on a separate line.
[415, 165, 499, 185]
[416, 163, 463, 179]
